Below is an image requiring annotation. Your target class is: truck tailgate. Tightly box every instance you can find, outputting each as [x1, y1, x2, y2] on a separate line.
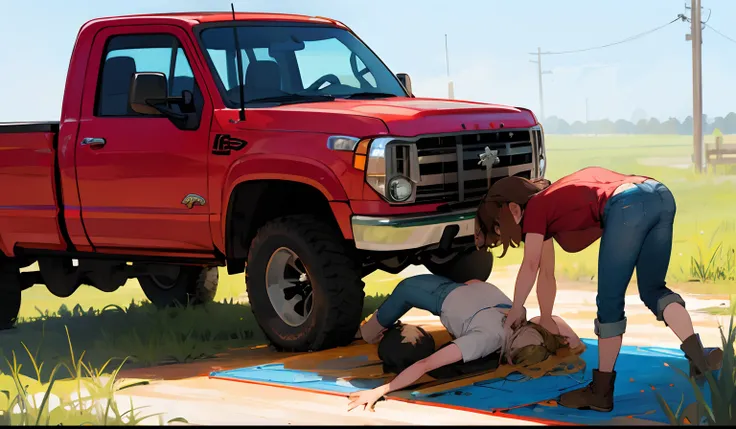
[0, 122, 66, 255]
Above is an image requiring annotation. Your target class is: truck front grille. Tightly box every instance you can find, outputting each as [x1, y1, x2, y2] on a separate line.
[414, 130, 534, 204]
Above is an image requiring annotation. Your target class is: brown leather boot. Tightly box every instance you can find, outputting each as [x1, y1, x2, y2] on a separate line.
[559, 369, 616, 412]
[680, 333, 723, 380]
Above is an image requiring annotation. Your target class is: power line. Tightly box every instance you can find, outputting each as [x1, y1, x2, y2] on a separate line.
[530, 16, 683, 56]
[704, 23, 736, 45]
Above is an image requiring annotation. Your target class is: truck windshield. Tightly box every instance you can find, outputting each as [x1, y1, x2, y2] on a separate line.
[198, 24, 407, 107]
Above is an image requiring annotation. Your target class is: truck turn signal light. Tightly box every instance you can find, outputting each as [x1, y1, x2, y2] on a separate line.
[353, 139, 370, 171]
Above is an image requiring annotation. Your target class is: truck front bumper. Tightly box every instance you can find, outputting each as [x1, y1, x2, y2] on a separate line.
[351, 209, 476, 251]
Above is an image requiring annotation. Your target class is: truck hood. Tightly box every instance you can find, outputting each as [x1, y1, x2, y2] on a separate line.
[219, 97, 538, 137]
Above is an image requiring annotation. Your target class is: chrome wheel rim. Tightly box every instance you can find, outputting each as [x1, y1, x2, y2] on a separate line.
[265, 247, 314, 327]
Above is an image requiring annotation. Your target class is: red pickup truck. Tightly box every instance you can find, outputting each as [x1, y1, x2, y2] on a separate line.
[0, 12, 546, 351]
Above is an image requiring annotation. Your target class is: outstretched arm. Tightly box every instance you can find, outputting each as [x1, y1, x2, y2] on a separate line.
[347, 343, 463, 411]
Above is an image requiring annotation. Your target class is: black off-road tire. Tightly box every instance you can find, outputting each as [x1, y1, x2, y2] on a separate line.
[246, 215, 365, 352]
[0, 258, 22, 330]
[424, 248, 494, 283]
[138, 266, 219, 308]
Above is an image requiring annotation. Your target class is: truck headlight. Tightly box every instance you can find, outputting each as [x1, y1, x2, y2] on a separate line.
[388, 176, 412, 202]
[361, 137, 418, 203]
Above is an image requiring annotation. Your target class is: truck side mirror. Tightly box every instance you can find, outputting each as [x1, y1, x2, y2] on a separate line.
[397, 73, 413, 97]
[129, 72, 168, 115]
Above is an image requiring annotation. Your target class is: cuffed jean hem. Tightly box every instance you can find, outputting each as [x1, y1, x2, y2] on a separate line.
[594, 317, 627, 338]
[656, 292, 686, 322]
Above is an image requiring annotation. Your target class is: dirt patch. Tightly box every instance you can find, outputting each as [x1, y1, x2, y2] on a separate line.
[116, 376, 542, 426]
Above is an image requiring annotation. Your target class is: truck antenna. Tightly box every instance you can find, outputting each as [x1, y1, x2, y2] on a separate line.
[231, 2, 246, 122]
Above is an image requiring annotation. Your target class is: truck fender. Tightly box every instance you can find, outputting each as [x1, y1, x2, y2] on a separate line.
[223, 154, 349, 204]
[219, 154, 351, 255]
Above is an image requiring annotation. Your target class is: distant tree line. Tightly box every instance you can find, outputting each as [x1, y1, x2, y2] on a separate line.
[542, 113, 736, 135]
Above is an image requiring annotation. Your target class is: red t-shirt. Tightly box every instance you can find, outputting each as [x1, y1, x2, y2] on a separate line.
[521, 167, 649, 252]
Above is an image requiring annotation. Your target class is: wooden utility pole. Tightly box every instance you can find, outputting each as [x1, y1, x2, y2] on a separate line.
[690, 0, 704, 172]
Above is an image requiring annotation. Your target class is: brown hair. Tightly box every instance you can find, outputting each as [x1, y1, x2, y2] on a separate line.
[475, 177, 551, 257]
[504, 321, 570, 367]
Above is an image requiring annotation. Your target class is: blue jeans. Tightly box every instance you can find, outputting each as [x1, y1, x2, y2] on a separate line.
[375, 274, 462, 328]
[595, 180, 686, 338]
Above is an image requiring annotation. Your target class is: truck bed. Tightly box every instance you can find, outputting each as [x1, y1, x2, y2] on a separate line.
[0, 121, 65, 256]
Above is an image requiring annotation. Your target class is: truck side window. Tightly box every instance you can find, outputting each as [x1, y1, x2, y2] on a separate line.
[295, 39, 377, 90]
[96, 34, 202, 117]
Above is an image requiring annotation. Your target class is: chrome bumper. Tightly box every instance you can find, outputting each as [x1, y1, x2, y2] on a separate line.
[351, 210, 476, 251]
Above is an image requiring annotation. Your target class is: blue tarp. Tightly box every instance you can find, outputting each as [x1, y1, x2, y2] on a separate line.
[419, 339, 713, 424]
[212, 362, 386, 393]
[211, 339, 714, 425]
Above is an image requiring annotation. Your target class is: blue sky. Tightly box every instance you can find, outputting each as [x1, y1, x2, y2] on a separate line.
[2, 0, 736, 123]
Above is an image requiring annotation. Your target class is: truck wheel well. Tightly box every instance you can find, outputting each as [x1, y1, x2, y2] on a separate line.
[225, 180, 340, 274]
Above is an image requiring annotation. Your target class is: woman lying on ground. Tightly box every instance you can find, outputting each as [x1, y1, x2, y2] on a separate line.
[475, 166, 724, 412]
[347, 274, 581, 412]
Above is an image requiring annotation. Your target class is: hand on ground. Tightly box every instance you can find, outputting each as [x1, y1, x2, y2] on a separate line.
[347, 388, 384, 412]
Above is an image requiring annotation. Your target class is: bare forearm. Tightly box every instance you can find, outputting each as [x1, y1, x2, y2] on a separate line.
[536, 273, 557, 319]
[374, 344, 463, 397]
[536, 238, 557, 319]
[513, 262, 538, 308]
[376, 362, 427, 396]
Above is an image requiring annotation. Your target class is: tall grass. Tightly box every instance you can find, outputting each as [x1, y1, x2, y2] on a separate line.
[686, 224, 736, 283]
[656, 312, 736, 425]
[0, 327, 186, 426]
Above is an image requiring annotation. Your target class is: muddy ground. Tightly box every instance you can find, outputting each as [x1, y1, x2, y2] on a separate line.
[116, 265, 731, 425]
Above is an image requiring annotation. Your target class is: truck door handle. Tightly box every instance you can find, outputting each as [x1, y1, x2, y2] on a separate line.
[80, 137, 106, 149]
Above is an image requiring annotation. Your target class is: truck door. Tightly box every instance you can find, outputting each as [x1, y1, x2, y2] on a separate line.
[74, 25, 214, 253]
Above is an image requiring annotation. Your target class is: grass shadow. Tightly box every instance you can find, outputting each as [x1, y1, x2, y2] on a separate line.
[0, 295, 389, 382]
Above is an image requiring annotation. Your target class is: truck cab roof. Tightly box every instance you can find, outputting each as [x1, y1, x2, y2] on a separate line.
[82, 12, 345, 28]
